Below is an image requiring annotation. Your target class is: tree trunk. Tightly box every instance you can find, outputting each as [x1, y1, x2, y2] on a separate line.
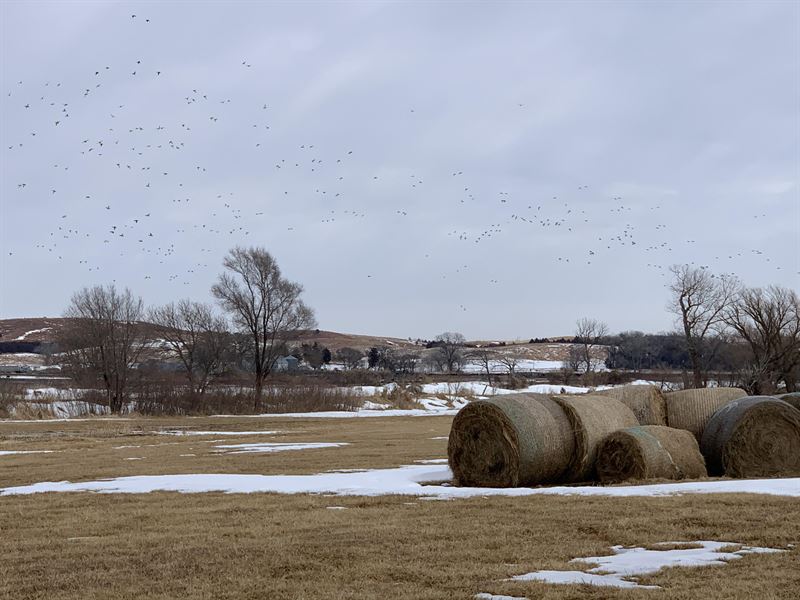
[686, 340, 703, 389]
[253, 376, 263, 412]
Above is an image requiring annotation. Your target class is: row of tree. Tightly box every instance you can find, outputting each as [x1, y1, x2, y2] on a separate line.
[56, 247, 799, 413]
[60, 247, 315, 412]
[667, 265, 799, 393]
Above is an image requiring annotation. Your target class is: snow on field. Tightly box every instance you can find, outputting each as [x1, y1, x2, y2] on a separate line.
[13, 328, 52, 341]
[21, 400, 109, 419]
[3, 380, 682, 422]
[3, 464, 799, 498]
[213, 442, 348, 454]
[510, 541, 785, 589]
[462, 360, 564, 374]
[224, 408, 462, 419]
[0, 450, 55, 456]
[156, 430, 282, 436]
[24, 388, 88, 401]
[475, 594, 527, 600]
[4, 374, 68, 379]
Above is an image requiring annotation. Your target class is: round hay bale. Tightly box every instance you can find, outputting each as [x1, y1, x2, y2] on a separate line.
[447, 393, 575, 487]
[700, 396, 800, 477]
[776, 393, 800, 411]
[664, 387, 748, 440]
[596, 426, 707, 483]
[595, 385, 667, 426]
[552, 395, 639, 482]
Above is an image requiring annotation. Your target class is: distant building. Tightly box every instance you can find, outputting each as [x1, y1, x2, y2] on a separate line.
[274, 355, 300, 372]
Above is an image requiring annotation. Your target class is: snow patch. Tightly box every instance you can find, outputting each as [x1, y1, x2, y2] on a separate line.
[156, 430, 281, 437]
[13, 328, 52, 341]
[3, 465, 800, 499]
[511, 541, 785, 589]
[216, 408, 460, 419]
[213, 442, 348, 455]
[0, 450, 55, 456]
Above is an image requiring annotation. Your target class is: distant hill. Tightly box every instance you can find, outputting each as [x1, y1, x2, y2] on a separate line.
[0, 318, 67, 343]
[0, 318, 418, 353]
[0, 318, 601, 362]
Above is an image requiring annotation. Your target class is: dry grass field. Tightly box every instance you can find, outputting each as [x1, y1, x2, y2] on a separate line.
[1, 415, 799, 599]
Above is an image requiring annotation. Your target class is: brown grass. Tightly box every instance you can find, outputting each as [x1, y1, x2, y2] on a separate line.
[1, 415, 799, 599]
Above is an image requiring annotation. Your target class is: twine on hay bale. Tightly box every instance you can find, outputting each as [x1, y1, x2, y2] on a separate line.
[447, 393, 575, 487]
[664, 387, 748, 440]
[595, 385, 667, 426]
[552, 395, 638, 483]
[596, 425, 707, 483]
[776, 393, 800, 411]
[700, 396, 800, 478]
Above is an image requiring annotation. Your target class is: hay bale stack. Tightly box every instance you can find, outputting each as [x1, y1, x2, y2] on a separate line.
[596, 426, 707, 483]
[552, 395, 639, 482]
[700, 396, 800, 477]
[776, 393, 800, 411]
[664, 387, 748, 440]
[447, 394, 575, 487]
[595, 385, 667, 426]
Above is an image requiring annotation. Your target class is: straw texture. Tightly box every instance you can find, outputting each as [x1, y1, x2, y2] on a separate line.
[552, 395, 639, 482]
[664, 387, 748, 440]
[776, 392, 800, 411]
[448, 393, 575, 487]
[596, 425, 707, 483]
[700, 396, 800, 477]
[595, 385, 667, 426]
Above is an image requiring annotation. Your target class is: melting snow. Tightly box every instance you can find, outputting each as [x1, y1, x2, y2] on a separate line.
[2, 465, 800, 498]
[156, 430, 281, 436]
[13, 327, 52, 341]
[216, 409, 461, 418]
[475, 594, 528, 600]
[511, 541, 785, 589]
[0, 450, 55, 456]
[213, 442, 348, 454]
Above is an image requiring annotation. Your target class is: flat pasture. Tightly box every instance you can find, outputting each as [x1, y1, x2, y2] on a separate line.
[1, 415, 798, 599]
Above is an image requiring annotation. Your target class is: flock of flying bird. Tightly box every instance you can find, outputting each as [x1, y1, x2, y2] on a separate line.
[3, 13, 795, 316]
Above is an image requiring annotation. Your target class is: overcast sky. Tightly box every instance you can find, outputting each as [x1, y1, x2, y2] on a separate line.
[1, 1, 798, 340]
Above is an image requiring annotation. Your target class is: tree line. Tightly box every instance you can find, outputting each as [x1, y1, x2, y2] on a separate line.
[58, 246, 315, 413]
[55, 247, 799, 414]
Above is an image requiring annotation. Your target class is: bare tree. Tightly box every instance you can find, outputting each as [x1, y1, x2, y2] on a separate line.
[434, 332, 466, 373]
[563, 344, 583, 373]
[392, 350, 421, 375]
[336, 347, 364, 370]
[59, 284, 144, 413]
[574, 317, 609, 374]
[668, 265, 739, 388]
[211, 247, 316, 408]
[148, 300, 230, 397]
[724, 285, 800, 393]
[498, 354, 518, 375]
[469, 348, 496, 385]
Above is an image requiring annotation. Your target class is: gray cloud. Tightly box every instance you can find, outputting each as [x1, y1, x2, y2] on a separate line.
[1, 0, 797, 339]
